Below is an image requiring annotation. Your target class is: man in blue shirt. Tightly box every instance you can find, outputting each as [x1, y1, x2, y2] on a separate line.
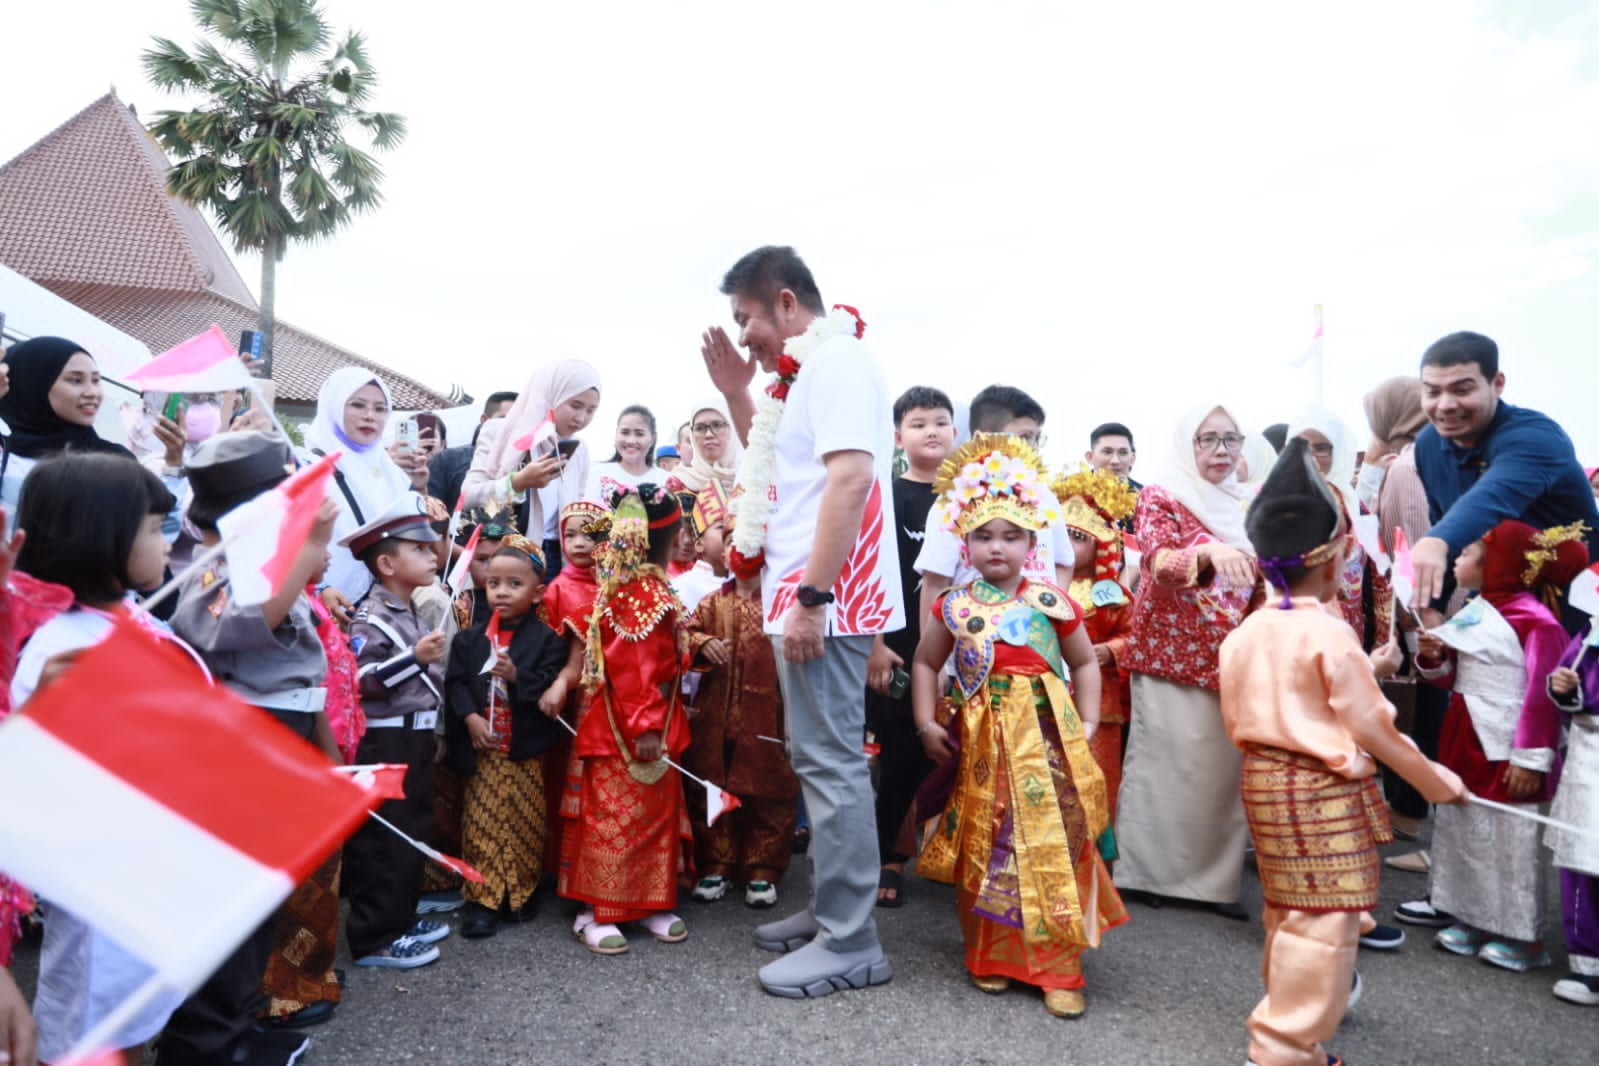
[1409, 331, 1599, 613]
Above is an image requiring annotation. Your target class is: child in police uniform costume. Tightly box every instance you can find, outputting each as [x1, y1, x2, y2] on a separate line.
[161, 431, 343, 1064]
[342, 496, 454, 969]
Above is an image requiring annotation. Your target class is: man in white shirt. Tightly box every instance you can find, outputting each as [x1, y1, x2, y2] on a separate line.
[701, 245, 901, 998]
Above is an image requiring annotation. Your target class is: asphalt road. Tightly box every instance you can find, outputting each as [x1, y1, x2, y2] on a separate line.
[10, 831, 1595, 1064]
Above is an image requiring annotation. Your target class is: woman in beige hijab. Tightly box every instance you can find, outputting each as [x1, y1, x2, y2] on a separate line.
[463, 360, 601, 549]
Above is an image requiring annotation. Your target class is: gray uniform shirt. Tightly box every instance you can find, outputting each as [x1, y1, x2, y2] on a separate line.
[169, 556, 327, 712]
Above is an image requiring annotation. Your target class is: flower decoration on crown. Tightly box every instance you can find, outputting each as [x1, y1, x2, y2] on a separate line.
[729, 304, 868, 562]
[1051, 464, 1139, 546]
[1521, 521, 1590, 589]
[932, 433, 1058, 537]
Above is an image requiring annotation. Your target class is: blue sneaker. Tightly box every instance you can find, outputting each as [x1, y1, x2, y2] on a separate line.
[1434, 923, 1486, 957]
[354, 934, 440, 969]
[1479, 939, 1550, 973]
[415, 890, 463, 914]
[1358, 923, 1406, 951]
[405, 918, 452, 945]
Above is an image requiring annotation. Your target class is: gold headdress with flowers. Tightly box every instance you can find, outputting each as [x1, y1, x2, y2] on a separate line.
[1051, 464, 1138, 545]
[932, 433, 1058, 536]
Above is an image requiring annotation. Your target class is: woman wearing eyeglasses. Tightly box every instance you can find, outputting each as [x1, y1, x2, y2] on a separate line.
[1114, 404, 1262, 918]
[667, 403, 743, 496]
[1287, 409, 1393, 652]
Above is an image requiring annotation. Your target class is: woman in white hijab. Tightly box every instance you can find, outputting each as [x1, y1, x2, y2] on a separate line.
[668, 401, 742, 496]
[1113, 403, 1261, 918]
[463, 360, 601, 559]
[303, 368, 419, 604]
[1285, 407, 1391, 647]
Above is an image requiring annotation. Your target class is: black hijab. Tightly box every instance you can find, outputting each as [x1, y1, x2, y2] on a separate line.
[0, 337, 130, 460]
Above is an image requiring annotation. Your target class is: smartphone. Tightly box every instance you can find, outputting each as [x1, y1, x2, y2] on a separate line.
[556, 438, 581, 461]
[162, 392, 184, 421]
[889, 667, 911, 701]
[239, 328, 266, 377]
[398, 418, 421, 452]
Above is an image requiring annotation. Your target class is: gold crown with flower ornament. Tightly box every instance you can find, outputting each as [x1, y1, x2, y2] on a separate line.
[1051, 464, 1139, 544]
[932, 433, 1058, 536]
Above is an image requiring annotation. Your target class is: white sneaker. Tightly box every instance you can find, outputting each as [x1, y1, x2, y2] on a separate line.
[745, 880, 778, 908]
[691, 875, 728, 902]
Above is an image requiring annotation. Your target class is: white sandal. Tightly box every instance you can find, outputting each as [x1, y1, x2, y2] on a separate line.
[572, 911, 628, 955]
[641, 911, 688, 943]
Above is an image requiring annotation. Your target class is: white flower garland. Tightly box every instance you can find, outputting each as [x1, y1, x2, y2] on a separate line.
[730, 312, 858, 556]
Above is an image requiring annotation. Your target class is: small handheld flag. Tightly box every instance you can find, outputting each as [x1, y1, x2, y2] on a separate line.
[444, 524, 482, 596]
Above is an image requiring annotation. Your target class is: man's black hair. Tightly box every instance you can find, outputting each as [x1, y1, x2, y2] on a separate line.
[1090, 422, 1135, 450]
[968, 385, 1045, 433]
[1421, 331, 1499, 380]
[720, 246, 826, 315]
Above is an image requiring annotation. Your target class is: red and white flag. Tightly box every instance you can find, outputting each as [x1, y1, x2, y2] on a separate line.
[444, 489, 467, 550]
[124, 325, 255, 394]
[1288, 305, 1325, 369]
[1391, 526, 1417, 609]
[444, 524, 482, 596]
[705, 782, 742, 827]
[337, 763, 409, 800]
[0, 618, 377, 992]
[512, 408, 558, 455]
[216, 452, 339, 606]
[1570, 562, 1599, 618]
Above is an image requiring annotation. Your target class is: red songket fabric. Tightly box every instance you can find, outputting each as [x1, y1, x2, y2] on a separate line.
[1119, 485, 1260, 691]
[559, 572, 692, 922]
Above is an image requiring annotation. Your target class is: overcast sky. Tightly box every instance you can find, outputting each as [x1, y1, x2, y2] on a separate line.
[5, 0, 1599, 479]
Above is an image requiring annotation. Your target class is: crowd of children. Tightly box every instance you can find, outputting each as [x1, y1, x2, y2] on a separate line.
[2, 325, 1599, 1066]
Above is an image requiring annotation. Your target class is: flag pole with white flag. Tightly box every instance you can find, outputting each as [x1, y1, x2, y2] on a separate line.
[1287, 303, 1325, 407]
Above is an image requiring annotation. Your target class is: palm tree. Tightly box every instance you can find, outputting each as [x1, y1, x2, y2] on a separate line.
[142, 0, 405, 365]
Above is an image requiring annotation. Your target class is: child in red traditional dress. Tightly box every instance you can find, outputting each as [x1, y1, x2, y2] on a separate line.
[1054, 465, 1138, 824]
[559, 484, 694, 954]
[912, 435, 1124, 1019]
[683, 487, 799, 908]
[542, 501, 608, 881]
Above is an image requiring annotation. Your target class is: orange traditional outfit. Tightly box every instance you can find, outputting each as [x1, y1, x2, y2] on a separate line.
[918, 578, 1127, 992]
[557, 564, 693, 924]
[1219, 440, 1462, 1066]
[1055, 466, 1139, 824]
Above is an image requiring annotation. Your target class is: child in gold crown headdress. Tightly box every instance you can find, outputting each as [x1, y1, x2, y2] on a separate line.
[557, 485, 694, 956]
[1053, 464, 1139, 824]
[911, 434, 1126, 1019]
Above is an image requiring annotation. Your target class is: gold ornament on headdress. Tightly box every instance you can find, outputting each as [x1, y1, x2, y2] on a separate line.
[931, 433, 1058, 536]
[498, 533, 545, 572]
[1522, 521, 1589, 588]
[1051, 464, 1138, 544]
[561, 500, 611, 538]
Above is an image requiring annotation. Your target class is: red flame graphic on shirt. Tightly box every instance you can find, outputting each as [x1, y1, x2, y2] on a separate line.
[765, 482, 893, 633]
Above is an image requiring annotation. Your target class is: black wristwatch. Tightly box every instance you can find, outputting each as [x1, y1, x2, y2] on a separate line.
[796, 584, 836, 608]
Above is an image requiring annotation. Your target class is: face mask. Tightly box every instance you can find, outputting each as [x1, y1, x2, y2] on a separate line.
[185, 401, 223, 443]
[1354, 460, 1386, 513]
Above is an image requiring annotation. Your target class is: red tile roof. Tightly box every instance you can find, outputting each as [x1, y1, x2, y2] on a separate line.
[0, 93, 456, 410]
[44, 282, 454, 410]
